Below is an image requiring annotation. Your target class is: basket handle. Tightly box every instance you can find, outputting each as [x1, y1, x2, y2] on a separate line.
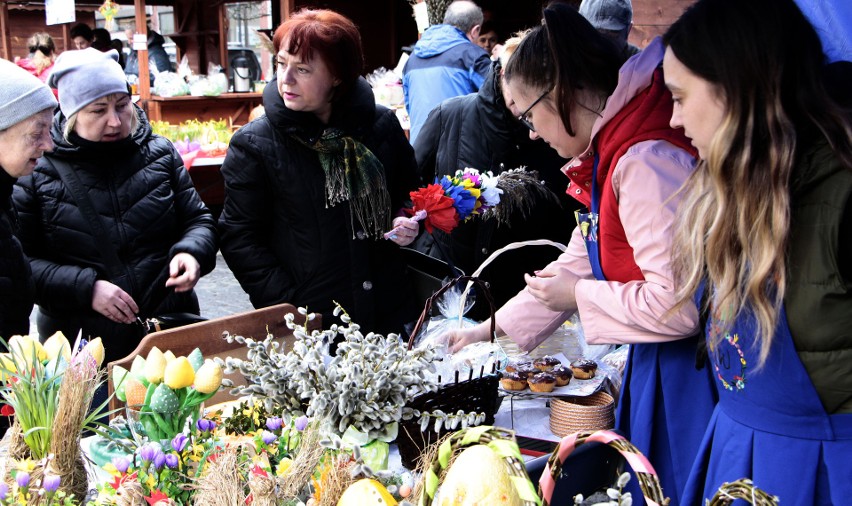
[539, 430, 669, 506]
[408, 275, 497, 350]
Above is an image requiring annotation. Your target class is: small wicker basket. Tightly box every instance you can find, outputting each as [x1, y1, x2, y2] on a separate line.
[549, 392, 615, 437]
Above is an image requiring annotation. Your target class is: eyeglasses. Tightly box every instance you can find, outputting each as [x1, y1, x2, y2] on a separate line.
[518, 89, 550, 131]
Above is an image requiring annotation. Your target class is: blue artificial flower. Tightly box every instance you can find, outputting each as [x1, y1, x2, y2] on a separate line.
[138, 444, 157, 464]
[0, 482, 8, 500]
[197, 418, 216, 433]
[294, 415, 309, 431]
[153, 450, 166, 470]
[265, 417, 283, 432]
[112, 456, 131, 474]
[440, 177, 476, 220]
[15, 472, 29, 489]
[171, 433, 189, 453]
[42, 474, 60, 493]
[261, 430, 278, 445]
[165, 453, 179, 469]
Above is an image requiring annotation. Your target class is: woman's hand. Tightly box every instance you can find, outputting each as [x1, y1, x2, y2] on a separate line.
[92, 280, 139, 324]
[387, 216, 419, 246]
[447, 321, 493, 353]
[524, 265, 581, 312]
[165, 253, 201, 292]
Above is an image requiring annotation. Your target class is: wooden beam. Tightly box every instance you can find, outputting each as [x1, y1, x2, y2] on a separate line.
[0, 1, 10, 61]
[135, 0, 151, 102]
[218, 1, 227, 78]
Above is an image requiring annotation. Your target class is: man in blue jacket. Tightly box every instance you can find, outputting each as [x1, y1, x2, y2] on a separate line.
[403, 0, 491, 144]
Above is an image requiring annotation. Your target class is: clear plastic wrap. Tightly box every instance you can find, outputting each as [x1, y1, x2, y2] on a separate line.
[152, 71, 190, 97]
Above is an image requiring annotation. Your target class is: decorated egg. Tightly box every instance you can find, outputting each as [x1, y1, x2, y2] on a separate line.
[438, 445, 523, 506]
[337, 478, 397, 506]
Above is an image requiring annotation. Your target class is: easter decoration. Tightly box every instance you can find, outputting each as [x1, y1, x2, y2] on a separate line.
[0, 333, 106, 502]
[384, 167, 559, 238]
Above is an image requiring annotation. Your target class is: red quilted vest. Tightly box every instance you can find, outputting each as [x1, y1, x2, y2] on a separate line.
[565, 68, 697, 283]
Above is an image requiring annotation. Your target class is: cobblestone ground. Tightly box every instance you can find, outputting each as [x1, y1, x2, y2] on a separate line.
[28, 252, 254, 336]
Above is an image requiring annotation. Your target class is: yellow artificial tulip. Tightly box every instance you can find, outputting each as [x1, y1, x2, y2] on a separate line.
[0, 353, 16, 381]
[79, 337, 105, 367]
[43, 332, 72, 361]
[164, 356, 195, 389]
[8, 335, 47, 366]
[144, 347, 167, 384]
[193, 360, 223, 394]
[163, 350, 177, 363]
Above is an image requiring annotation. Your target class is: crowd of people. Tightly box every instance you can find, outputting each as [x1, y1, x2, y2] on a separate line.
[0, 0, 849, 504]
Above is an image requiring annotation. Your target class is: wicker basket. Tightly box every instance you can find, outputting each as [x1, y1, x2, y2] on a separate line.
[539, 430, 669, 506]
[398, 276, 501, 470]
[549, 392, 615, 437]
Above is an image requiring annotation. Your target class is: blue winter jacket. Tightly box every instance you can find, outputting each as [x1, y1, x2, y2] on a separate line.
[403, 24, 491, 143]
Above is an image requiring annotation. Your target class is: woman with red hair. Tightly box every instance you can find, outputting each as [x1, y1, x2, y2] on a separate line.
[219, 9, 421, 334]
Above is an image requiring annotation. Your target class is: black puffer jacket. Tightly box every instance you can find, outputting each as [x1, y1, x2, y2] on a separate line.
[219, 79, 419, 335]
[14, 108, 217, 361]
[0, 170, 34, 338]
[412, 63, 579, 317]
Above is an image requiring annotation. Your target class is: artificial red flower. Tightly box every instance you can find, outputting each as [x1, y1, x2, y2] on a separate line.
[407, 184, 458, 234]
[144, 490, 170, 505]
[251, 464, 268, 478]
[109, 471, 138, 491]
[0, 404, 14, 416]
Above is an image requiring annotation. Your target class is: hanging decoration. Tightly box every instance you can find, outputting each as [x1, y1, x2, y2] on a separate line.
[99, 0, 120, 31]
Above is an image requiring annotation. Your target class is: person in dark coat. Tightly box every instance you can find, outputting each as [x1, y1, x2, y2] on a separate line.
[219, 8, 420, 335]
[0, 59, 57, 339]
[13, 48, 217, 364]
[124, 27, 172, 84]
[412, 35, 579, 317]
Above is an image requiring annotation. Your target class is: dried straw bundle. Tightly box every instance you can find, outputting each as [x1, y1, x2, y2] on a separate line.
[47, 358, 101, 501]
[114, 480, 146, 506]
[316, 456, 358, 506]
[410, 432, 456, 503]
[248, 473, 280, 506]
[277, 420, 325, 500]
[192, 445, 249, 506]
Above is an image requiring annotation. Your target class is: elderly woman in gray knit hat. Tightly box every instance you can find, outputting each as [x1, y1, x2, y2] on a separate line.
[0, 58, 56, 339]
[13, 48, 216, 363]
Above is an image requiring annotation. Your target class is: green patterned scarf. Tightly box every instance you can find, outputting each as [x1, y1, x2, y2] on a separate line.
[294, 128, 392, 239]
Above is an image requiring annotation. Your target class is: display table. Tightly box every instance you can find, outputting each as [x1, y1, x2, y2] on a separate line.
[144, 92, 263, 126]
[186, 156, 226, 214]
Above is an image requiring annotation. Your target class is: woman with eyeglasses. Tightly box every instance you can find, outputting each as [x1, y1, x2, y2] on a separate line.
[447, 4, 717, 504]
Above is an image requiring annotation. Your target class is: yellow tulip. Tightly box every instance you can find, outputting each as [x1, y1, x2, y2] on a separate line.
[8, 335, 47, 366]
[164, 356, 195, 389]
[193, 360, 223, 394]
[43, 332, 71, 362]
[79, 337, 105, 367]
[163, 350, 177, 363]
[0, 353, 17, 381]
[144, 347, 167, 384]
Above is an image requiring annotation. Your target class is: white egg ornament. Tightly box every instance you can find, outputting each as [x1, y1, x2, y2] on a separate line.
[337, 478, 398, 506]
[438, 445, 524, 506]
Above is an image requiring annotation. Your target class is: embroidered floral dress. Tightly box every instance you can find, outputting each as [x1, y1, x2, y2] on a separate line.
[682, 298, 852, 504]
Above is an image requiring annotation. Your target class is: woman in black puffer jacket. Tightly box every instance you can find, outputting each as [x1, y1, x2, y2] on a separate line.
[219, 9, 420, 335]
[13, 48, 217, 363]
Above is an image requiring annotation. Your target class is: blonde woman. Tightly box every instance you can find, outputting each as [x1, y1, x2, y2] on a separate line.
[16, 33, 57, 91]
[664, 0, 852, 502]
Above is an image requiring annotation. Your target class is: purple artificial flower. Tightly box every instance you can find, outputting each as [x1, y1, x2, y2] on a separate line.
[165, 453, 179, 469]
[112, 456, 131, 474]
[153, 450, 166, 470]
[42, 474, 60, 494]
[261, 430, 278, 445]
[196, 418, 216, 433]
[138, 444, 157, 464]
[0, 482, 8, 500]
[171, 433, 189, 453]
[265, 416, 283, 432]
[15, 472, 30, 489]
[294, 415, 309, 431]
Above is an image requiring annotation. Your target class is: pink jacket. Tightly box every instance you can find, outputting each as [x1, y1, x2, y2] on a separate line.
[495, 39, 698, 351]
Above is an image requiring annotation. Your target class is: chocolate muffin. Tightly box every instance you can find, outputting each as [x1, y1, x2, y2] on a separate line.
[552, 365, 572, 386]
[570, 359, 598, 379]
[528, 372, 557, 393]
[500, 371, 528, 391]
[534, 355, 561, 372]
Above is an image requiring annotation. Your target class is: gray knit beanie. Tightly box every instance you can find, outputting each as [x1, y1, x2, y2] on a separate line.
[48, 48, 128, 118]
[0, 58, 57, 131]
